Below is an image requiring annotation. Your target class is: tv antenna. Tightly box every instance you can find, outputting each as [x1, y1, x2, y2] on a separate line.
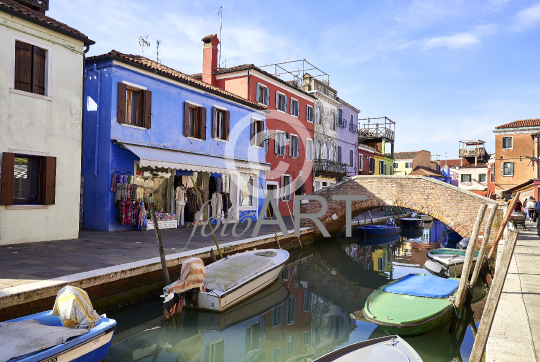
[156, 39, 162, 63]
[216, 6, 225, 68]
[139, 36, 150, 56]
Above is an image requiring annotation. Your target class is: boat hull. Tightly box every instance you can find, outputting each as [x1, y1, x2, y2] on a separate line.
[184, 249, 289, 312]
[6, 311, 116, 362]
[357, 225, 401, 236]
[363, 274, 459, 336]
[426, 248, 479, 277]
[400, 218, 423, 228]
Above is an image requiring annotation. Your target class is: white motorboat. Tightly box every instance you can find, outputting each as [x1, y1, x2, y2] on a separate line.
[165, 249, 289, 313]
[425, 248, 479, 277]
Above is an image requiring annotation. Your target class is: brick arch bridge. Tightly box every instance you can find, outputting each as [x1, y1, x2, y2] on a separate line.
[300, 175, 504, 241]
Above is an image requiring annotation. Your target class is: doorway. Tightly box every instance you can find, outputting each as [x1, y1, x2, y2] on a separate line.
[266, 184, 278, 218]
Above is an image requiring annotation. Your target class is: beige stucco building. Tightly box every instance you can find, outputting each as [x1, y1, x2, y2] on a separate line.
[0, 0, 94, 244]
[392, 150, 433, 175]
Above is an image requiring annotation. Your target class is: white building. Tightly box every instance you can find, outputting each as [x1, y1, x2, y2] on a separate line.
[0, 0, 94, 244]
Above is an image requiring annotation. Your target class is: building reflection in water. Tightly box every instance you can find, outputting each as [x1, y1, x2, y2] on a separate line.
[106, 220, 477, 362]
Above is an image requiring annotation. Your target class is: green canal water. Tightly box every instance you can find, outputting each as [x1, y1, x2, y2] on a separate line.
[106, 220, 485, 362]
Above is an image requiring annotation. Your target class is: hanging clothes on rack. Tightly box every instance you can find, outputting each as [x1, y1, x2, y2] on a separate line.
[176, 186, 186, 226]
[211, 192, 223, 219]
[111, 174, 117, 192]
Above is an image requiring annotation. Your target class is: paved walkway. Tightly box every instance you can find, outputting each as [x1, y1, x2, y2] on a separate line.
[0, 210, 394, 291]
[487, 221, 540, 361]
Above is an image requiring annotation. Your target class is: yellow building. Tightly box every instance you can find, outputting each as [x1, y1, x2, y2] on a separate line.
[392, 150, 433, 175]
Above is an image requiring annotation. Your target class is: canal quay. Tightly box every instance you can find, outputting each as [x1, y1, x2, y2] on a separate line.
[105, 219, 484, 362]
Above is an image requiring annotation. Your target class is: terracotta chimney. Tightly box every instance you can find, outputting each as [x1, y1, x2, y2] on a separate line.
[202, 34, 220, 86]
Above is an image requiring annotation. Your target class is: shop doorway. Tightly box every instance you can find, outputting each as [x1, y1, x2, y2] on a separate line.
[266, 183, 278, 218]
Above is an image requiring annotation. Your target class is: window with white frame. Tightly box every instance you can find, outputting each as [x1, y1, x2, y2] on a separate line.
[359, 153, 363, 171]
[502, 137, 513, 149]
[274, 131, 287, 156]
[306, 105, 314, 123]
[290, 98, 299, 117]
[306, 139, 313, 161]
[281, 175, 292, 201]
[289, 134, 299, 158]
[479, 174, 487, 182]
[502, 162, 514, 176]
[264, 128, 269, 153]
[256, 83, 269, 105]
[349, 149, 354, 167]
[276, 92, 287, 112]
[461, 174, 471, 182]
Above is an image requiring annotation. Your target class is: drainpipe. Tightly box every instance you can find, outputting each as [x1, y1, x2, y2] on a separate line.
[93, 63, 101, 178]
[80, 44, 90, 234]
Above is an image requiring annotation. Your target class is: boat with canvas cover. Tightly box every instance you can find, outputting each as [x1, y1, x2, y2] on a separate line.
[363, 274, 460, 336]
[163, 249, 289, 315]
[0, 286, 116, 362]
[425, 248, 479, 277]
[312, 335, 422, 362]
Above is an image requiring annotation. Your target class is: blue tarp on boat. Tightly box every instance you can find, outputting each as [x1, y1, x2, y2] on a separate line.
[384, 274, 460, 298]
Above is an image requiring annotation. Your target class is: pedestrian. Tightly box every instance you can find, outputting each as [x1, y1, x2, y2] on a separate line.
[527, 197, 536, 222]
[535, 199, 540, 237]
[514, 198, 523, 213]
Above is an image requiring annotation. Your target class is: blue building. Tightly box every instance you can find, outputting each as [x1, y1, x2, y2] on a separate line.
[82, 51, 268, 232]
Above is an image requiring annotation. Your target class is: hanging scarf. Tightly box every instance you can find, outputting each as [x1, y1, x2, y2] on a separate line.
[111, 175, 117, 192]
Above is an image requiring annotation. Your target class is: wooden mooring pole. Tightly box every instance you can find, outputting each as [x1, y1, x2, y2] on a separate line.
[454, 204, 487, 314]
[470, 204, 497, 287]
[487, 192, 520, 261]
[469, 228, 520, 362]
[150, 203, 171, 285]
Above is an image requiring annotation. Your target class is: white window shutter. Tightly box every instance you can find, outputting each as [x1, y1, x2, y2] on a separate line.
[289, 136, 292, 157]
[256, 83, 260, 102]
[290, 99, 294, 115]
[306, 105, 309, 120]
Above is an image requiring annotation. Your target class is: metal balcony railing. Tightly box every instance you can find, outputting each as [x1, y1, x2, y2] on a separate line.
[458, 147, 486, 158]
[313, 159, 348, 177]
[349, 122, 357, 133]
[358, 116, 395, 142]
[338, 118, 347, 128]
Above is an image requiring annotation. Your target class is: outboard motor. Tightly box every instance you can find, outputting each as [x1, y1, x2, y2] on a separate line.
[457, 237, 471, 250]
[386, 218, 396, 227]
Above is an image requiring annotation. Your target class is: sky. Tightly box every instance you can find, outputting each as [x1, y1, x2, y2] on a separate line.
[49, 0, 540, 159]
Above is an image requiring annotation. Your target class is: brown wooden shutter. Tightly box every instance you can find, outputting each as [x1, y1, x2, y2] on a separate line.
[143, 90, 152, 128]
[1, 153, 15, 206]
[212, 107, 217, 138]
[250, 121, 254, 146]
[258, 121, 264, 147]
[32, 46, 46, 95]
[118, 83, 127, 124]
[41, 156, 56, 205]
[200, 107, 207, 140]
[274, 133, 279, 154]
[184, 102, 190, 136]
[14, 41, 32, 93]
[225, 111, 230, 140]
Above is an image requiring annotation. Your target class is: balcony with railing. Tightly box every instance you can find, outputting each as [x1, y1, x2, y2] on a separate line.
[458, 140, 486, 158]
[338, 118, 348, 128]
[358, 117, 395, 143]
[349, 122, 357, 133]
[313, 159, 348, 178]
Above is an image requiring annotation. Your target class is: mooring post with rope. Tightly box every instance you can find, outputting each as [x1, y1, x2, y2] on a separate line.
[150, 203, 171, 285]
[285, 200, 302, 248]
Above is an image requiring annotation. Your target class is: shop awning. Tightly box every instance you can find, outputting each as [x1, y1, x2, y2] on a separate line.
[122, 143, 238, 174]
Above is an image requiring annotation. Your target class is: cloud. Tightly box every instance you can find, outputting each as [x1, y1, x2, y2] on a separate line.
[513, 2, 540, 31]
[421, 24, 496, 50]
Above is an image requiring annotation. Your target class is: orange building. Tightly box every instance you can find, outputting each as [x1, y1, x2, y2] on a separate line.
[492, 119, 540, 198]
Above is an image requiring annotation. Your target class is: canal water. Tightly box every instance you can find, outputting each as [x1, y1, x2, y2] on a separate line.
[106, 219, 485, 362]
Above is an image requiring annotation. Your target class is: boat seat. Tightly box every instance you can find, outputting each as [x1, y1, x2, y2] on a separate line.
[384, 274, 459, 298]
[204, 255, 273, 292]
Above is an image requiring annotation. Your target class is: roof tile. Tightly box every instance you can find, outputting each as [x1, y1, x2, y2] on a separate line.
[0, 0, 93, 44]
[409, 165, 443, 177]
[86, 51, 265, 110]
[495, 118, 540, 129]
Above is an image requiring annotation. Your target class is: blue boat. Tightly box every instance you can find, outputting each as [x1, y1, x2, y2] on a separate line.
[1, 311, 116, 362]
[358, 232, 400, 246]
[357, 224, 401, 236]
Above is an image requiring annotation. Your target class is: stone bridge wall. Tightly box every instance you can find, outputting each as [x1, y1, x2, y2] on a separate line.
[300, 175, 505, 243]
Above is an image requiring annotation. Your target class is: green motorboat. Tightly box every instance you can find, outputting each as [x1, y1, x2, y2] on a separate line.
[363, 274, 460, 336]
